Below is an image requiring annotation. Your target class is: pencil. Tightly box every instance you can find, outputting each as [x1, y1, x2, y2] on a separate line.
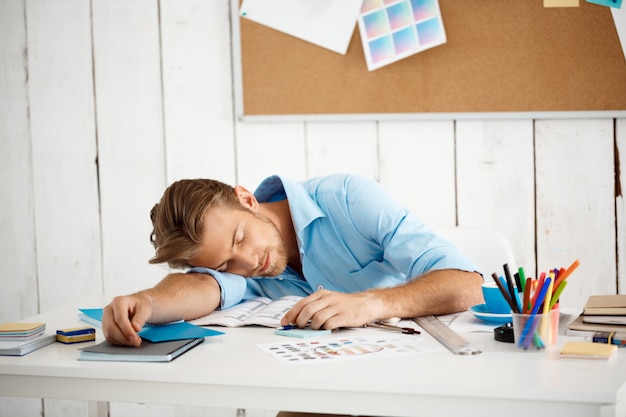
[367, 321, 420, 335]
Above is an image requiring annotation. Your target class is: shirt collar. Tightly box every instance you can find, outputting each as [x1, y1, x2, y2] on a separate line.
[254, 175, 325, 236]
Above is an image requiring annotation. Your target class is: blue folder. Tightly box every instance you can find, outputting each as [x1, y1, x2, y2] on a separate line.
[78, 308, 224, 342]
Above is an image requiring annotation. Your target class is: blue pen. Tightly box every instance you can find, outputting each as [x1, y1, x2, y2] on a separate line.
[276, 324, 298, 330]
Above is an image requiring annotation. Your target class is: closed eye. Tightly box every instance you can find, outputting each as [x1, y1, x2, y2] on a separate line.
[237, 231, 246, 246]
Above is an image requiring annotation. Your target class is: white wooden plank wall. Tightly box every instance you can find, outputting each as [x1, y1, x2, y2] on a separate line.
[0, 0, 623, 416]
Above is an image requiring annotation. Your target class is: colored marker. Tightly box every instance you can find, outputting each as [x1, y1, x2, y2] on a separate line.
[503, 264, 521, 313]
[518, 267, 527, 292]
[553, 259, 580, 292]
[491, 273, 517, 313]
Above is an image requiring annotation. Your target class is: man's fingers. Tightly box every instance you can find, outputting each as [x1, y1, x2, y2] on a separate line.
[129, 307, 151, 333]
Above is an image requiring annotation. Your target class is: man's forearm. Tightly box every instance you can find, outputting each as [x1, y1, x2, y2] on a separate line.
[137, 272, 221, 323]
[370, 269, 484, 319]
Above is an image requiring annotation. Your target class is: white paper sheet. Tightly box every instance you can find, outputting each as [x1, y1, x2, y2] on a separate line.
[240, 0, 363, 55]
[612, 5, 626, 61]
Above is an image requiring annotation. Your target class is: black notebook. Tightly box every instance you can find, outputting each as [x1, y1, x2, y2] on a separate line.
[78, 337, 204, 362]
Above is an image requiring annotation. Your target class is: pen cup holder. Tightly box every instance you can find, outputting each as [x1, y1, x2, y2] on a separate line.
[511, 308, 559, 350]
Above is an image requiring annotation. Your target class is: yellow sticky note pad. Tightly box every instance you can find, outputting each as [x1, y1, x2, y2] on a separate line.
[544, 0, 580, 6]
[0, 322, 45, 333]
[560, 341, 617, 359]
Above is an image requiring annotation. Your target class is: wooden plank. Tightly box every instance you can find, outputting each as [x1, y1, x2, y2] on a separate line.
[235, 121, 307, 187]
[456, 120, 536, 275]
[378, 121, 456, 228]
[305, 122, 378, 179]
[0, 0, 38, 322]
[161, 0, 236, 183]
[617, 119, 625, 295]
[26, 0, 101, 312]
[23, 1, 100, 415]
[536, 119, 616, 307]
[0, 2, 41, 414]
[92, 0, 167, 296]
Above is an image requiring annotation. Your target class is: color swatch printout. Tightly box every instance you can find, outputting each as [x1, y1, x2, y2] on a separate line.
[257, 334, 444, 365]
[358, 0, 447, 71]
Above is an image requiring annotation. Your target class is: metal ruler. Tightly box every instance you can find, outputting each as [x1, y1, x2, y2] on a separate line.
[413, 315, 482, 355]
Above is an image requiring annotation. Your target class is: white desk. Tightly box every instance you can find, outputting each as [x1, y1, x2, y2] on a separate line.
[1, 298, 625, 417]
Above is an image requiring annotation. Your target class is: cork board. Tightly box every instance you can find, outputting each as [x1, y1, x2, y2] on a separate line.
[234, 1, 626, 119]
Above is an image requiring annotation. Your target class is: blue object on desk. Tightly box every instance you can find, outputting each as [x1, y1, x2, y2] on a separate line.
[275, 328, 331, 338]
[79, 308, 103, 325]
[139, 322, 224, 342]
[78, 308, 224, 342]
[469, 304, 512, 325]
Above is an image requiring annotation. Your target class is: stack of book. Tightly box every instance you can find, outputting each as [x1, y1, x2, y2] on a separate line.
[0, 322, 56, 356]
[567, 295, 626, 337]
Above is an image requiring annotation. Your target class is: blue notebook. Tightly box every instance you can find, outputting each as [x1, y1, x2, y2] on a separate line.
[78, 308, 224, 342]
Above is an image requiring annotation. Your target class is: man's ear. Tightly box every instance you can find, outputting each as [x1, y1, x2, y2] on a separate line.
[233, 185, 259, 211]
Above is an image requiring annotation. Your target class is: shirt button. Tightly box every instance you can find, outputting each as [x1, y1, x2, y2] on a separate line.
[317, 285, 324, 290]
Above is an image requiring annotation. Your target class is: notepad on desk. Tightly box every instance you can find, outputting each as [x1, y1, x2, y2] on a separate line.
[560, 341, 617, 360]
[79, 338, 204, 362]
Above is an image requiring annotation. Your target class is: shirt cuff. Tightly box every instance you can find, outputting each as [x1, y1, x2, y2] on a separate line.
[186, 267, 247, 309]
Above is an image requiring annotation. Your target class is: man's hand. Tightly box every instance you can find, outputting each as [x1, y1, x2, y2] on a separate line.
[280, 290, 382, 330]
[102, 294, 153, 346]
[280, 270, 483, 330]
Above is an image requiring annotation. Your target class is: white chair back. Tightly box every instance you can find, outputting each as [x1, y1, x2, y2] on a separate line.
[437, 228, 517, 280]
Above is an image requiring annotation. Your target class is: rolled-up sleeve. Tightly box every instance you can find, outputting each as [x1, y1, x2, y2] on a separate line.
[186, 267, 247, 309]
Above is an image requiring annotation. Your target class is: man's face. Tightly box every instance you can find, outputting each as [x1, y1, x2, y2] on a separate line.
[189, 205, 289, 277]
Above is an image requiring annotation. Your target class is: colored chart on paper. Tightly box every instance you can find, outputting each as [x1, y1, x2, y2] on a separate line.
[358, 0, 447, 71]
[257, 334, 444, 364]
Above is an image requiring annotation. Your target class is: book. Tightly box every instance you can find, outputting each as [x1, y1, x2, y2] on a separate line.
[78, 338, 204, 362]
[583, 295, 626, 316]
[0, 322, 46, 341]
[583, 315, 626, 325]
[560, 341, 617, 359]
[0, 332, 56, 356]
[567, 314, 626, 334]
[188, 295, 303, 328]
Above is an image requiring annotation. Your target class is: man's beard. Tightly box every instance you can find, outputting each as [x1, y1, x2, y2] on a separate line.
[253, 211, 289, 277]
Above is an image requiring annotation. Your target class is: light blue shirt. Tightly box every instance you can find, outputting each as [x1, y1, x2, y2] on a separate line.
[189, 174, 477, 309]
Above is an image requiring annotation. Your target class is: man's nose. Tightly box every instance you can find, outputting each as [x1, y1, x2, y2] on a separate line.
[234, 249, 258, 271]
